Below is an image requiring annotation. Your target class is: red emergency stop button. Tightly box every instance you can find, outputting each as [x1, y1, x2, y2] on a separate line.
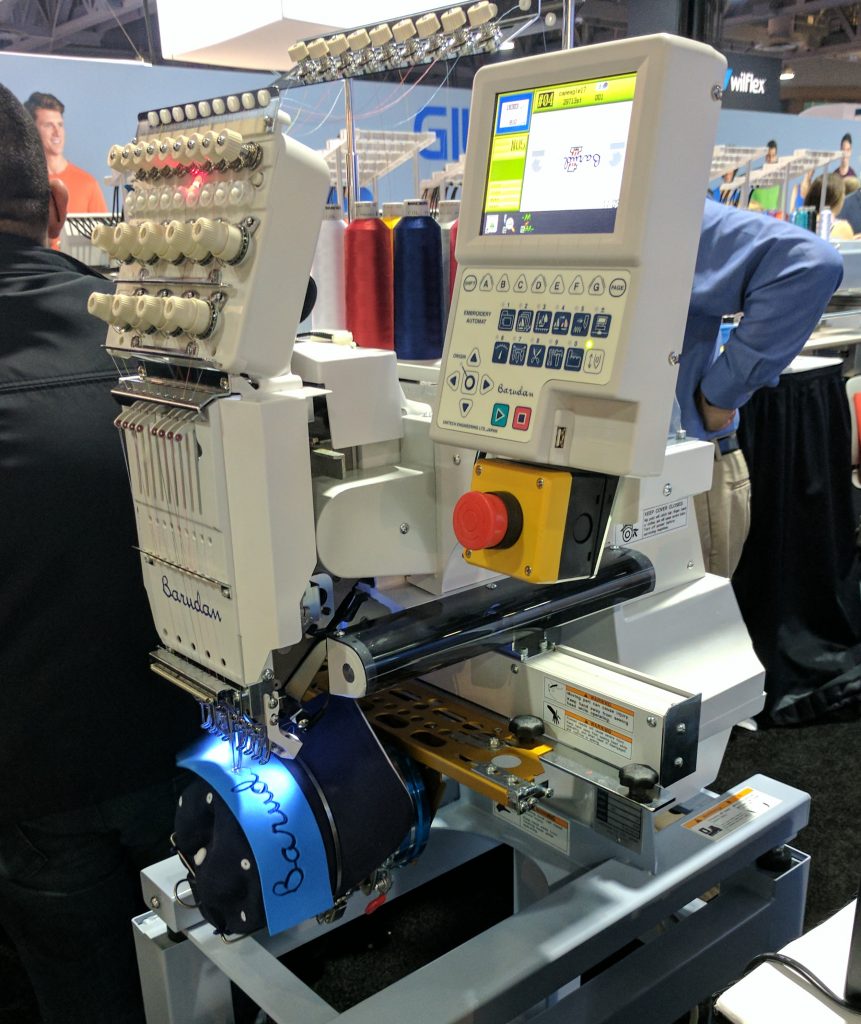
[453, 491, 510, 550]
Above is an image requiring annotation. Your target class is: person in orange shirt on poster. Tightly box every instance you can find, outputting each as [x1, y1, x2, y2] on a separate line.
[23, 91, 107, 213]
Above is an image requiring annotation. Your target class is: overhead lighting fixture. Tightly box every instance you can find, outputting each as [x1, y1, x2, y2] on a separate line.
[780, 66, 796, 81]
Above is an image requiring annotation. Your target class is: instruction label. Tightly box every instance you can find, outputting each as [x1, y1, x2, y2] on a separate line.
[683, 787, 781, 841]
[545, 678, 635, 733]
[563, 710, 633, 757]
[642, 499, 688, 538]
[494, 803, 571, 854]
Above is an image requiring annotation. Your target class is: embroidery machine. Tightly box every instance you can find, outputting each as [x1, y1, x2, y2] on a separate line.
[90, 33, 811, 1023]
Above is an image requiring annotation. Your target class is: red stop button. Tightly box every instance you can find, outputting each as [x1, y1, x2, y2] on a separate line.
[453, 491, 509, 550]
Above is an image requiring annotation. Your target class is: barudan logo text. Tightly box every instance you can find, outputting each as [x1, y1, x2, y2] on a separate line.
[161, 575, 222, 622]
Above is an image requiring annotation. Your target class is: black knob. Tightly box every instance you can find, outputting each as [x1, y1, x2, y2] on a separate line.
[508, 715, 545, 745]
[619, 763, 659, 803]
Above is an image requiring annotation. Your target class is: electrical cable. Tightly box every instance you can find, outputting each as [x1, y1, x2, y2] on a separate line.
[712, 951, 861, 1017]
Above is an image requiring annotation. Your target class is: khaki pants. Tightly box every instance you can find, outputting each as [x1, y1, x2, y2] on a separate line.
[693, 445, 751, 578]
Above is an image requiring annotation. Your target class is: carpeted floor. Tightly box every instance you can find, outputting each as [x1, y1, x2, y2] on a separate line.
[2, 716, 859, 1022]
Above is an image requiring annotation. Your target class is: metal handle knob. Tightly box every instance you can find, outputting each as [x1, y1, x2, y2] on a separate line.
[192, 218, 244, 263]
[87, 292, 114, 323]
[135, 295, 169, 332]
[112, 223, 138, 261]
[111, 294, 143, 329]
[162, 296, 212, 337]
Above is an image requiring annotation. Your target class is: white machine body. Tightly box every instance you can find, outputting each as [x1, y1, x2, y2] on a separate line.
[97, 90, 329, 378]
[98, 40, 766, 914]
[430, 35, 727, 477]
[101, 90, 330, 692]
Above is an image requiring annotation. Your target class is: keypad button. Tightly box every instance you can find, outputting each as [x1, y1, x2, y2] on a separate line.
[531, 274, 546, 293]
[467, 348, 482, 366]
[591, 314, 611, 338]
[552, 312, 571, 335]
[514, 275, 528, 293]
[459, 399, 474, 416]
[534, 310, 552, 334]
[565, 348, 584, 372]
[546, 346, 564, 370]
[513, 406, 532, 431]
[462, 371, 479, 394]
[515, 309, 534, 333]
[497, 274, 510, 291]
[510, 343, 527, 366]
[447, 370, 461, 390]
[497, 308, 516, 331]
[480, 374, 494, 394]
[491, 402, 509, 427]
[550, 275, 565, 294]
[463, 274, 477, 292]
[584, 349, 605, 374]
[479, 274, 493, 292]
[589, 276, 606, 296]
[609, 278, 627, 298]
[571, 313, 592, 337]
[527, 344, 546, 368]
[492, 342, 510, 364]
[569, 276, 584, 295]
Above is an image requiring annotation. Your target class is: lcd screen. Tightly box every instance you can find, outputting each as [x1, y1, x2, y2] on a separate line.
[480, 72, 637, 236]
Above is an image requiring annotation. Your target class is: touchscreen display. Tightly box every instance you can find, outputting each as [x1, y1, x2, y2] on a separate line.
[481, 72, 637, 236]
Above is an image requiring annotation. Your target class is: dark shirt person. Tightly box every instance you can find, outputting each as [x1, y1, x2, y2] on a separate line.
[838, 132, 857, 180]
[839, 178, 861, 234]
[0, 83, 197, 1024]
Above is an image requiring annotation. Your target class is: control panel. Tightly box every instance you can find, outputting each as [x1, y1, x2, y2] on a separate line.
[430, 36, 727, 478]
[437, 266, 629, 444]
[89, 87, 329, 378]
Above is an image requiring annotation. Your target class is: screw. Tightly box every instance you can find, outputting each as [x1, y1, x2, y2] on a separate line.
[647, 715, 657, 728]
[399, 523, 409, 535]
[507, 775, 519, 786]
[489, 735, 502, 749]
[465, 549, 472, 558]
[486, 763, 498, 773]
[711, 84, 724, 101]
[663, 483, 672, 497]
[524, 565, 533, 577]
[687, 560, 695, 570]
[674, 757, 684, 768]
[536, 478, 544, 489]
[676, 429, 687, 440]
[453, 454, 461, 465]
[510, 664, 520, 674]
[486, 582, 497, 590]
[668, 351, 680, 366]
[676, 723, 687, 734]
[475, 465, 482, 476]
[220, 377, 230, 390]
[268, 698, 278, 709]
[149, 896, 161, 909]
[269, 713, 278, 725]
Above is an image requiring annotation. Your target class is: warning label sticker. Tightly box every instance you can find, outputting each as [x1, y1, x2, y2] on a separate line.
[494, 803, 571, 854]
[563, 710, 633, 758]
[545, 678, 635, 733]
[683, 787, 781, 841]
[641, 499, 688, 539]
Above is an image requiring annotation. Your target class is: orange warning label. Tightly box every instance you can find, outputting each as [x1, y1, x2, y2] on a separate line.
[683, 787, 781, 841]
[545, 677, 635, 734]
[563, 709, 633, 757]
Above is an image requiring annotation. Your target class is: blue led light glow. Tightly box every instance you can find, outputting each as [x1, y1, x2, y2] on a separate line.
[180, 736, 334, 935]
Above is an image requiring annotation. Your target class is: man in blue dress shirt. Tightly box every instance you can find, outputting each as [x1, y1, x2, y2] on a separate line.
[680, 199, 843, 575]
